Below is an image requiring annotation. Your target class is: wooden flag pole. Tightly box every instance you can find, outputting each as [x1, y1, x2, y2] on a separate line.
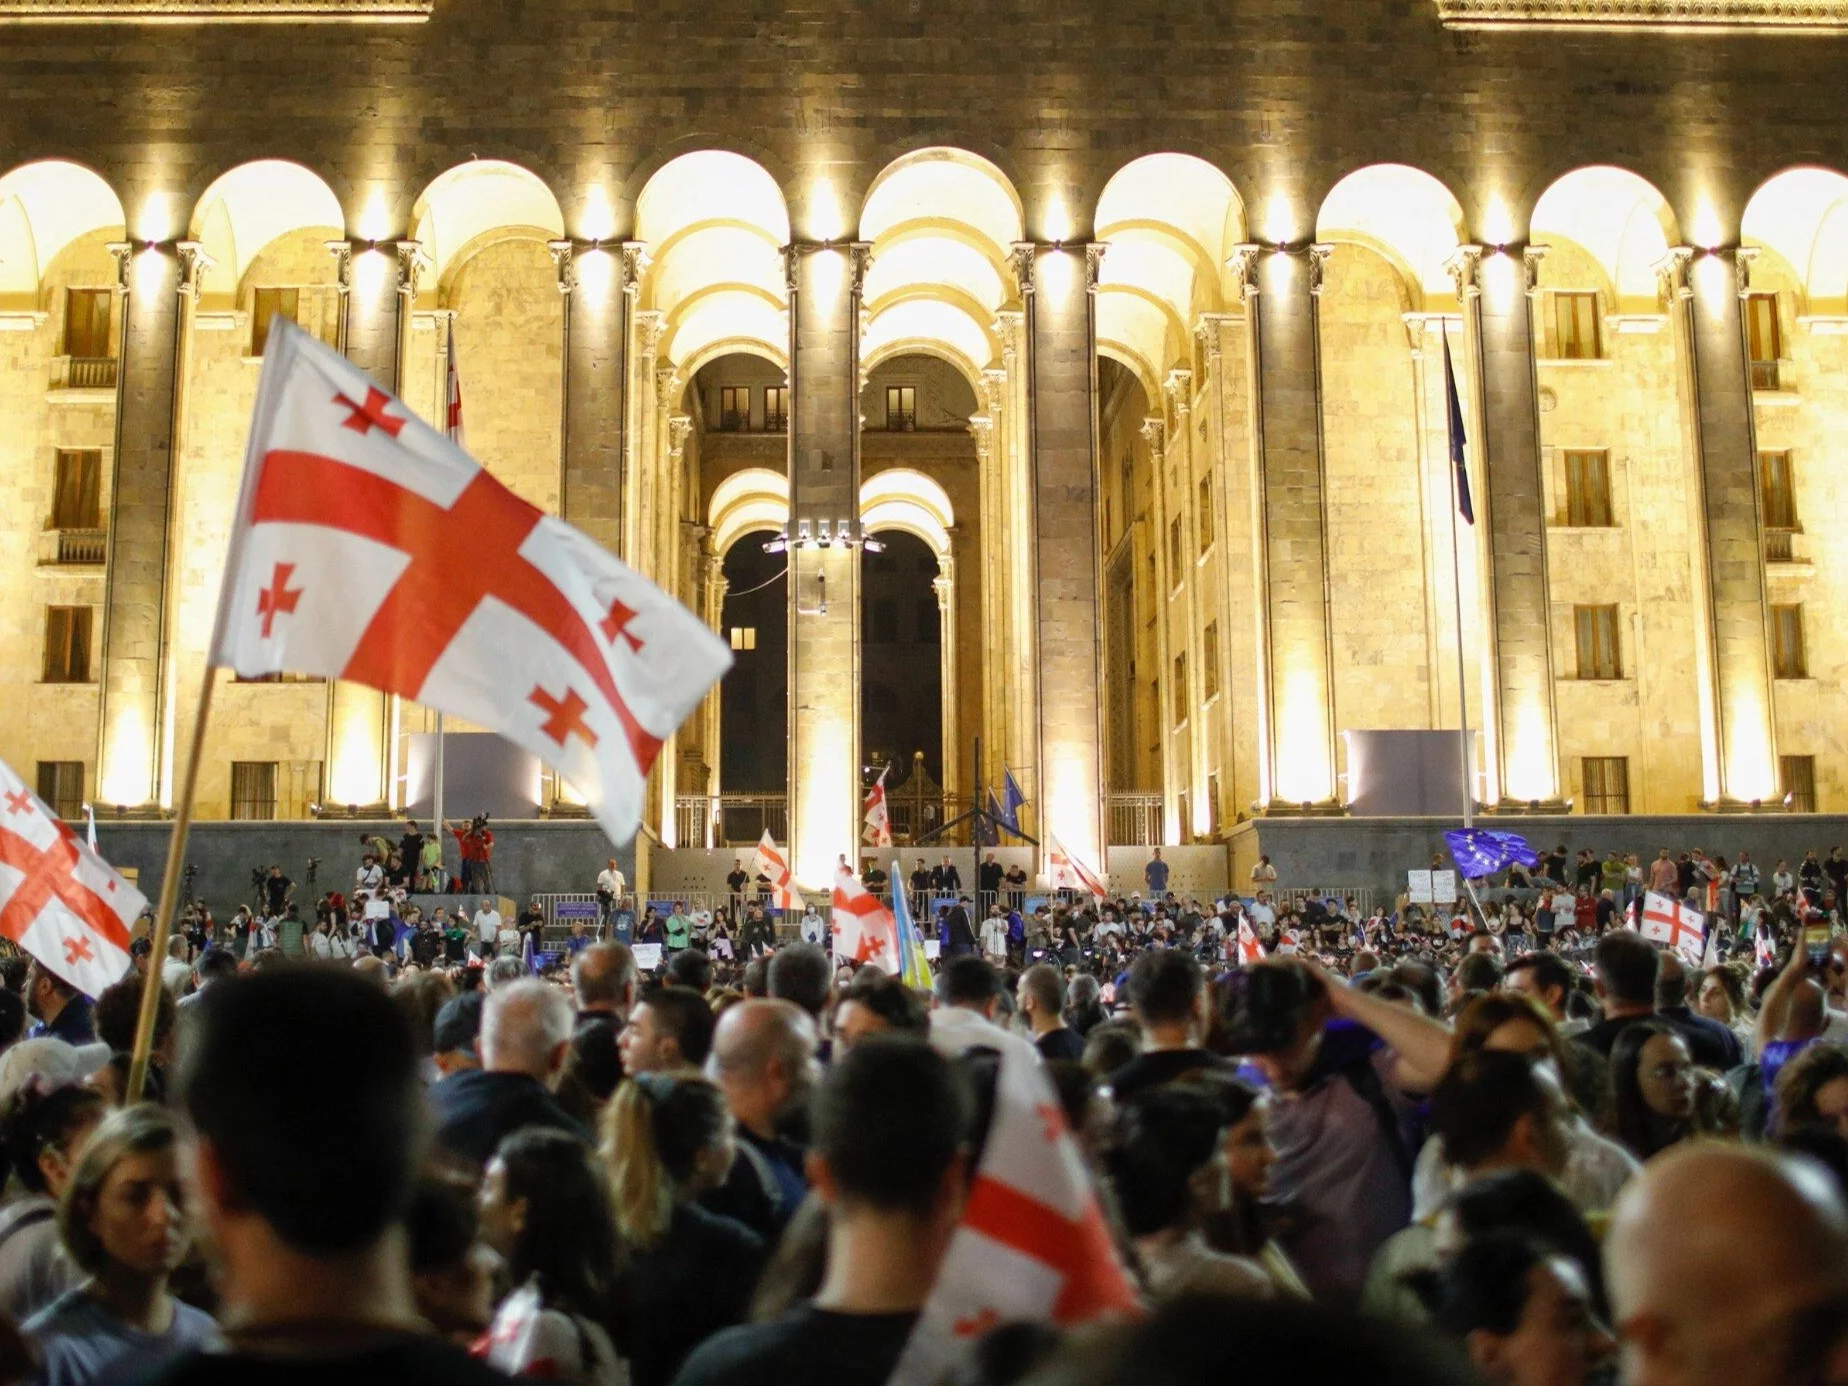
[126, 665, 217, 1103]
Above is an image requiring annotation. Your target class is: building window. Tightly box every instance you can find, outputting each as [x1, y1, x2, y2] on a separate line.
[1746, 292, 1782, 390]
[1551, 291, 1601, 360]
[1582, 756, 1630, 814]
[1760, 449, 1797, 529]
[1168, 517, 1184, 586]
[1172, 652, 1187, 725]
[728, 627, 756, 651]
[229, 761, 278, 821]
[1197, 474, 1214, 552]
[1574, 604, 1621, 680]
[1782, 754, 1817, 813]
[1202, 621, 1220, 700]
[42, 606, 93, 683]
[764, 387, 787, 432]
[250, 287, 300, 357]
[717, 386, 749, 432]
[62, 288, 112, 360]
[1772, 604, 1807, 678]
[35, 762, 83, 820]
[1563, 450, 1613, 527]
[233, 671, 324, 684]
[885, 386, 915, 431]
[1206, 771, 1221, 836]
[50, 450, 102, 530]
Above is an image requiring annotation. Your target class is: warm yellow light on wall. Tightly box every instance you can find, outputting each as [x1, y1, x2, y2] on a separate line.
[807, 177, 846, 245]
[1688, 196, 1725, 252]
[137, 190, 173, 244]
[575, 244, 615, 300]
[1479, 191, 1517, 251]
[1723, 689, 1778, 802]
[1041, 190, 1073, 246]
[329, 714, 384, 806]
[580, 185, 616, 244]
[1273, 666, 1332, 804]
[133, 243, 169, 296]
[352, 244, 392, 298]
[1502, 701, 1557, 803]
[1039, 244, 1077, 297]
[1478, 246, 1522, 305]
[355, 188, 393, 245]
[99, 717, 153, 808]
[1263, 195, 1300, 248]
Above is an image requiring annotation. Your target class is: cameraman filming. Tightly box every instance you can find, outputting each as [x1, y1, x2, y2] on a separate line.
[1223, 958, 1450, 1305]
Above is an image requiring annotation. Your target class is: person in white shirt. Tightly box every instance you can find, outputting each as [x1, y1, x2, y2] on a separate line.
[354, 854, 383, 894]
[980, 906, 1010, 964]
[594, 858, 626, 929]
[927, 956, 1040, 1066]
[160, 937, 192, 998]
[799, 906, 825, 946]
[1248, 892, 1277, 930]
[474, 899, 503, 958]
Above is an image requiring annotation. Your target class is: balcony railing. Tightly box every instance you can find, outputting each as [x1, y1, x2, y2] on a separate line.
[60, 357, 118, 390]
[713, 794, 787, 846]
[1750, 358, 1781, 391]
[1764, 527, 1797, 564]
[52, 528, 105, 565]
[1107, 793, 1163, 847]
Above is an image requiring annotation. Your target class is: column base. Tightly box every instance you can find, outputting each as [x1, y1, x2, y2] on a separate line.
[1251, 798, 1349, 818]
[541, 802, 593, 820]
[1479, 798, 1572, 815]
[94, 802, 172, 821]
[310, 801, 393, 820]
[1699, 797, 1790, 815]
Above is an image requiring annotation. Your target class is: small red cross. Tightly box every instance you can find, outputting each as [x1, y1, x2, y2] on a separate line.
[333, 387, 407, 438]
[1036, 1102, 1068, 1145]
[62, 935, 93, 965]
[257, 562, 304, 637]
[954, 1308, 1000, 1339]
[530, 685, 599, 750]
[600, 598, 646, 654]
[3, 792, 32, 816]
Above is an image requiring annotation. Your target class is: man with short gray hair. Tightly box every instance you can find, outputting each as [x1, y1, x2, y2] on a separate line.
[431, 978, 588, 1164]
[703, 999, 818, 1232]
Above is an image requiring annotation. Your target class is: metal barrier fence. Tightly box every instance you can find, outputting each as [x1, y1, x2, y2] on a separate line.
[1107, 794, 1163, 847]
[1274, 887, 1378, 917]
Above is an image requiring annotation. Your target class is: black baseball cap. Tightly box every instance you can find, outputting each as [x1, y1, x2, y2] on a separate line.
[432, 992, 483, 1057]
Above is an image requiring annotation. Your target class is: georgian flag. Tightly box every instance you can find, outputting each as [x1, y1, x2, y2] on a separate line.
[445, 317, 466, 448]
[749, 831, 804, 912]
[830, 867, 898, 970]
[862, 767, 892, 847]
[0, 758, 140, 997]
[1641, 891, 1706, 966]
[209, 321, 731, 846]
[1047, 835, 1108, 901]
[1277, 927, 1300, 956]
[1236, 918, 1265, 965]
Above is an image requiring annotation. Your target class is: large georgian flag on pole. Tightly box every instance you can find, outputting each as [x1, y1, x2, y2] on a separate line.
[210, 321, 731, 846]
[888, 1045, 1139, 1385]
[831, 867, 899, 970]
[0, 759, 140, 997]
[862, 767, 892, 848]
[1641, 891, 1706, 966]
[749, 832, 804, 912]
[1046, 835, 1108, 901]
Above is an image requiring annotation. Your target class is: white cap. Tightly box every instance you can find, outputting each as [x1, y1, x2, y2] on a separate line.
[0, 1038, 111, 1108]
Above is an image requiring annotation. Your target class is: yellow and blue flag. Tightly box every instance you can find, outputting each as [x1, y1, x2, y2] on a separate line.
[891, 858, 934, 990]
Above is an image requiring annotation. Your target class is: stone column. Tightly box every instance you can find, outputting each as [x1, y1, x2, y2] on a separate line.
[932, 555, 960, 802]
[625, 310, 665, 571]
[1165, 368, 1200, 837]
[785, 242, 869, 886]
[1141, 413, 1178, 839]
[1449, 245, 1562, 809]
[1233, 243, 1340, 811]
[968, 400, 1006, 793]
[320, 239, 420, 809]
[95, 239, 204, 810]
[1662, 246, 1779, 805]
[1022, 243, 1106, 866]
[550, 239, 635, 555]
[989, 307, 1040, 820]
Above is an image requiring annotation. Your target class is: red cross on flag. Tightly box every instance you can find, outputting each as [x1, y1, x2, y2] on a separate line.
[210, 320, 731, 846]
[830, 867, 898, 970]
[1237, 918, 1265, 965]
[862, 768, 892, 848]
[1641, 891, 1706, 966]
[0, 758, 141, 997]
[889, 1045, 1139, 1386]
[749, 831, 804, 912]
[1277, 927, 1300, 956]
[1046, 834, 1108, 901]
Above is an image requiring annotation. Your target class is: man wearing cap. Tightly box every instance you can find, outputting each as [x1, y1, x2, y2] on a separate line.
[432, 993, 482, 1078]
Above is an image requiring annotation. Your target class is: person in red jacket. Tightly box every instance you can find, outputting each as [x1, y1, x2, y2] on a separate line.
[447, 816, 495, 895]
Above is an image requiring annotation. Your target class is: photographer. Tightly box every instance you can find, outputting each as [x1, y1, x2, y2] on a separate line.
[1223, 958, 1451, 1304]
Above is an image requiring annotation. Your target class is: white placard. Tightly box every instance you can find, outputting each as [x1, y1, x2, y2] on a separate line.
[632, 942, 663, 972]
[924, 940, 942, 960]
[1432, 870, 1458, 904]
[1407, 870, 1434, 904]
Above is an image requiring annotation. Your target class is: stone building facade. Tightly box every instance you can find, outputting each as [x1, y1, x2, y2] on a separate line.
[4, 0, 1848, 886]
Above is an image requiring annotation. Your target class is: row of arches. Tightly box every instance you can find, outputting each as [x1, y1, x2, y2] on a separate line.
[10, 152, 1848, 398]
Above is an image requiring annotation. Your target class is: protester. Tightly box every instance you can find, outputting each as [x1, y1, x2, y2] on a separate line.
[476, 1127, 624, 1384]
[927, 958, 1039, 1064]
[432, 978, 590, 1164]
[1609, 1021, 1700, 1160]
[0, 1083, 106, 1322]
[1108, 951, 1235, 1099]
[404, 1165, 497, 1345]
[618, 987, 717, 1077]
[1016, 964, 1084, 1062]
[24, 1105, 218, 1386]
[1772, 1041, 1848, 1139]
[24, 964, 93, 1047]
[1418, 1232, 1614, 1386]
[832, 976, 929, 1052]
[702, 1000, 817, 1235]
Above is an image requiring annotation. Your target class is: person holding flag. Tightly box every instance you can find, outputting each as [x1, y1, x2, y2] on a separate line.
[862, 769, 892, 848]
[749, 832, 804, 913]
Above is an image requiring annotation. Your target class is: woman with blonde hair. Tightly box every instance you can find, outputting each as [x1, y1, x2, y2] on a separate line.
[601, 1074, 765, 1386]
[24, 1105, 216, 1386]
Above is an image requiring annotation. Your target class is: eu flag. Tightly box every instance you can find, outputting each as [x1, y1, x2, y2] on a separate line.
[1444, 333, 1474, 526]
[1445, 828, 1540, 879]
[999, 768, 1026, 835]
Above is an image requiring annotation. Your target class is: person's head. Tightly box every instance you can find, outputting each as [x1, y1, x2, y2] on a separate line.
[665, 948, 714, 994]
[0, 1081, 106, 1198]
[1125, 950, 1208, 1041]
[393, 969, 455, 1060]
[1430, 1050, 1572, 1178]
[479, 979, 575, 1088]
[478, 1127, 619, 1320]
[1083, 1019, 1143, 1078]
[1436, 1167, 1607, 1315]
[767, 943, 832, 1020]
[58, 1104, 188, 1283]
[486, 957, 524, 990]
[406, 1164, 497, 1342]
[1452, 992, 1571, 1073]
[1104, 1084, 1231, 1238]
[618, 985, 716, 1076]
[94, 976, 176, 1061]
[1468, 930, 1504, 958]
[1595, 932, 1660, 1011]
[1610, 1021, 1696, 1158]
[431, 992, 483, 1075]
[1697, 967, 1746, 1025]
[1655, 950, 1692, 1010]
[833, 977, 929, 1052]
[601, 1072, 734, 1248]
[1066, 973, 1102, 1014]
[1607, 1145, 1848, 1386]
[1776, 1043, 1848, 1142]
[705, 999, 818, 1138]
[1220, 962, 1329, 1090]
[1017, 965, 1066, 1028]
[1455, 951, 1506, 996]
[1423, 1232, 1613, 1386]
[935, 956, 1004, 1020]
[24, 960, 75, 1023]
[808, 1037, 969, 1239]
[571, 942, 637, 1018]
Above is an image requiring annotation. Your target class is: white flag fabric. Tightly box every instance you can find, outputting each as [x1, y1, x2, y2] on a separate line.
[1641, 891, 1706, 966]
[831, 868, 898, 970]
[0, 758, 141, 997]
[888, 1045, 1139, 1386]
[210, 320, 730, 846]
[1046, 835, 1108, 900]
[862, 769, 892, 848]
[749, 831, 804, 912]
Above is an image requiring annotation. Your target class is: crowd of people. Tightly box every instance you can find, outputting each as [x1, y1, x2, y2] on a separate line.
[0, 829, 1841, 1385]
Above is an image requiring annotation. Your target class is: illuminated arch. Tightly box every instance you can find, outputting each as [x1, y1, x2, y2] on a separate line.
[1531, 167, 1678, 312]
[860, 468, 955, 556]
[189, 160, 343, 300]
[410, 160, 566, 285]
[1743, 167, 1848, 315]
[1093, 154, 1244, 390]
[0, 160, 125, 300]
[709, 467, 791, 556]
[637, 152, 790, 372]
[1315, 164, 1466, 309]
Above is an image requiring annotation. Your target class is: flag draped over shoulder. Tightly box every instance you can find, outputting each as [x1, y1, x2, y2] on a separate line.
[888, 1045, 1140, 1386]
[0, 758, 141, 996]
[890, 861, 933, 990]
[210, 320, 730, 847]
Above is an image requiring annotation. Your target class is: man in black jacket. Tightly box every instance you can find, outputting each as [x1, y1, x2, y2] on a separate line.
[431, 978, 589, 1164]
[942, 898, 977, 957]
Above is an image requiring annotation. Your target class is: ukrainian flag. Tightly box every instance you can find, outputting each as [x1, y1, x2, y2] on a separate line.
[891, 858, 934, 990]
